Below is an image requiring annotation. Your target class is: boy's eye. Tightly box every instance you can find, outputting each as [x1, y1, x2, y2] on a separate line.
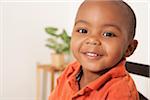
[77, 29, 88, 34]
[103, 32, 115, 37]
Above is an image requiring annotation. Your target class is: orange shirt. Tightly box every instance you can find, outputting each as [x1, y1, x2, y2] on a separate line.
[49, 60, 139, 100]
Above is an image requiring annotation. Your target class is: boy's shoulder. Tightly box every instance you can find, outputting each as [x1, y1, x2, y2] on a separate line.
[105, 72, 139, 99]
[64, 61, 81, 76]
[57, 61, 81, 83]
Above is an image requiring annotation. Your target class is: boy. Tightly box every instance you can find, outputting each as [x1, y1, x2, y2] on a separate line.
[49, 0, 139, 99]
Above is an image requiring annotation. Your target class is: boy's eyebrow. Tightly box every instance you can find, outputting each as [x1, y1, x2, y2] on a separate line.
[102, 24, 122, 32]
[75, 20, 90, 26]
[75, 20, 122, 32]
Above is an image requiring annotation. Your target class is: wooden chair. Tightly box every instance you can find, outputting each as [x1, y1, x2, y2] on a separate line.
[126, 61, 150, 100]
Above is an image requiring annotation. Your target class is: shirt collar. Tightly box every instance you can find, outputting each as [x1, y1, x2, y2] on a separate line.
[67, 59, 127, 91]
[87, 59, 127, 90]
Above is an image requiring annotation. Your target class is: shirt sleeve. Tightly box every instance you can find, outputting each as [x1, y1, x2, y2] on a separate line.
[48, 76, 61, 100]
[48, 64, 72, 100]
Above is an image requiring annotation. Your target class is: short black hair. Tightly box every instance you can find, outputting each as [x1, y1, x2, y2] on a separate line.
[122, 1, 137, 39]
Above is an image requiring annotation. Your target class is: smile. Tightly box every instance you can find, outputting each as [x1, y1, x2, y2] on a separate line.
[86, 52, 99, 57]
[81, 51, 103, 60]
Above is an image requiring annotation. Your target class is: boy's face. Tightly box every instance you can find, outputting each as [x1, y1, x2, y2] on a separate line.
[71, 1, 137, 72]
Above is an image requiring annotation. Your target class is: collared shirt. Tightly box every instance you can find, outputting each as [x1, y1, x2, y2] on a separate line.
[49, 60, 139, 100]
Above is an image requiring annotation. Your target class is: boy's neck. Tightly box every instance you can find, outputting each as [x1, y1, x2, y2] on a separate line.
[79, 67, 110, 89]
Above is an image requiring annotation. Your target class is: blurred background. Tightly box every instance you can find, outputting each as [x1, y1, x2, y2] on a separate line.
[0, 0, 149, 100]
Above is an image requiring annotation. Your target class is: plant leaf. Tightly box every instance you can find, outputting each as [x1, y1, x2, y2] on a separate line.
[45, 27, 59, 37]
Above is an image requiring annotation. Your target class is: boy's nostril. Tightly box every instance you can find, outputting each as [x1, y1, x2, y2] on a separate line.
[86, 41, 90, 44]
[93, 42, 97, 45]
[85, 41, 100, 45]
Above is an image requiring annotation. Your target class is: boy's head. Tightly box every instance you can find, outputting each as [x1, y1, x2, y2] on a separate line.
[71, 0, 138, 72]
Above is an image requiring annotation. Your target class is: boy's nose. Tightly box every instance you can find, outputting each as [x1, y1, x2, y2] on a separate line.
[85, 37, 101, 46]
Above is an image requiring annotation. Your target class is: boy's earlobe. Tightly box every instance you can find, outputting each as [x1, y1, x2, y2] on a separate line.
[125, 40, 138, 57]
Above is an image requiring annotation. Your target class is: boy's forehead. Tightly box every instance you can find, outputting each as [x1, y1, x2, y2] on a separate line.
[82, 0, 124, 6]
[77, 0, 128, 15]
[75, 0, 130, 26]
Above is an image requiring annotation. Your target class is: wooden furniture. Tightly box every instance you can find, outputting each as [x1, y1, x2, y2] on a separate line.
[36, 64, 65, 100]
[126, 61, 150, 100]
[126, 61, 149, 77]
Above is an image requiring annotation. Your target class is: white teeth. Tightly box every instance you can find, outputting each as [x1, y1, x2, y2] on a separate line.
[86, 52, 98, 57]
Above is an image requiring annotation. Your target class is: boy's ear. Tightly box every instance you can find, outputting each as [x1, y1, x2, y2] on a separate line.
[125, 40, 138, 57]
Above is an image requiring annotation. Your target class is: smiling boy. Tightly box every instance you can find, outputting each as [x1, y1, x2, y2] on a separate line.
[49, 0, 139, 100]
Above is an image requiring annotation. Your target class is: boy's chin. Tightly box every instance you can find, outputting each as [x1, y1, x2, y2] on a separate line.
[82, 63, 110, 73]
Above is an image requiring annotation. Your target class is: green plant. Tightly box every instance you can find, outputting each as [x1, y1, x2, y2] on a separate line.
[45, 27, 71, 54]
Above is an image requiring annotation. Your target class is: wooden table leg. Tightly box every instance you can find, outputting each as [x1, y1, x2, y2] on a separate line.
[51, 70, 54, 92]
[42, 70, 47, 100]
[36, 68, 40, 100]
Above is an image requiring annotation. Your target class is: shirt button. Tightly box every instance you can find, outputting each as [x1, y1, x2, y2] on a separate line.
[85, 87, 91, 92]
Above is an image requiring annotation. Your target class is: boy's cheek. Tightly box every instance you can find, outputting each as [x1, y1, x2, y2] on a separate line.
[70, 40, 79, 60]
[104, 43, 125, 57]
[70, 38, 78, 52]
[71, 35, 81, 46]
[70, 37, 83, 56]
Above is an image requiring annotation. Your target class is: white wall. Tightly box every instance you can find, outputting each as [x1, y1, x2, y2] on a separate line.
[0, 0, 149, 100]
[125, 1, 150, 99]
